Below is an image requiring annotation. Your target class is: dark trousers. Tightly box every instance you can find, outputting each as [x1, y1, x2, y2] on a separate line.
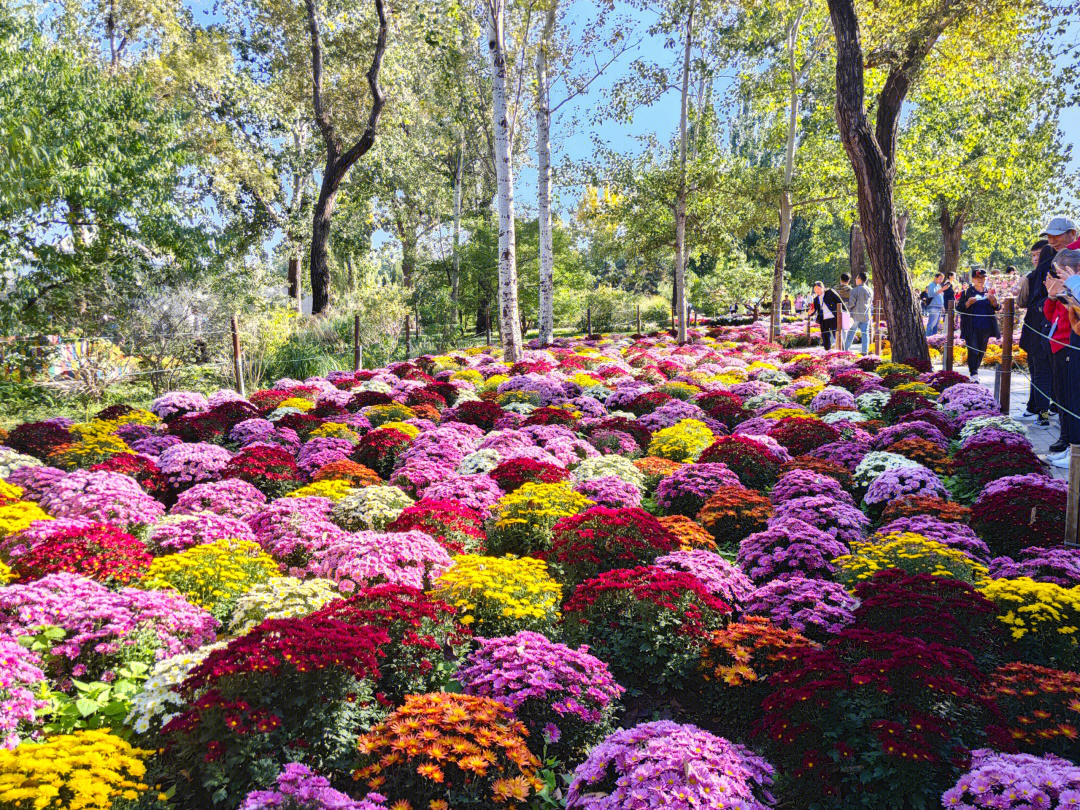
[1065, 333, 1080, 446]
[1025, 337, 1053, 414]
[1051, 349, 1073, 443]
[820, 318, 838, 351]
[967, 332, 991, 375]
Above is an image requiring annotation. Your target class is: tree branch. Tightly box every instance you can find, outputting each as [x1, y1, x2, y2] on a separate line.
[338, 0, 389, 171]
[304, 0, 336, 156]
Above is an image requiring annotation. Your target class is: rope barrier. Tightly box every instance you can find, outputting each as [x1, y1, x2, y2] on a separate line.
[1012, 364, 1080, 424]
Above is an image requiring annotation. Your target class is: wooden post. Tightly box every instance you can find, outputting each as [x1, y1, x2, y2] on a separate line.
[404, 314, 411, 359]
[752, 303, 759, 322]
[586, 307, 592, 336]
[636, 305, 642, 334]
[874, 301, 884, 357]
[944, 299, 955, 372]
[1067, 446, 1080, 548]
[230, 314, 245, 397]
[998, 297, 1014, 414]
[353, 314, 362, 372]
[805, 310, 811, 339]
[486, 321, 491, 347]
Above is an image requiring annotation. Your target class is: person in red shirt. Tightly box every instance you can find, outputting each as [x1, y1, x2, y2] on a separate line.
[1044, 248, 1080, 467]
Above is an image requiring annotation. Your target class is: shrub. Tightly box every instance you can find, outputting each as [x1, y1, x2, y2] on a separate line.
[698, 617, 818, 740]
[312, 584, 470, 703]
[696, 486, 772, 552]
[767, 416, 839, 456]
[744, 576, 857, 642]
[759, 629, 989, 809]
[354, 693, 540, 807]
[307, 529, 453, 593]
[489, 457, 569, 492]
[980, 577, 1080, 671]
[971, 475, 1067, 557]
[770, 495, 869, 548]
[331, 485, 414, 532]
[880, 494, 970, 525]
[2, 520, 150, 585]
[565, 721, 775, 810]
[458, 631, 623, 760]
[654, 462, 742, 517]
[0, 573, 217, 682]
[656, 514, 718, 551]
[545, 506, 679, 586]
[562, 565, 731, 693]
[645, 418, 715, 462]
[488, 481, 594, 556]
[852, 570, 1001, 662]
[385, 498, 486, 554]
[228, 577, 340, 635]
[167, 616, 388, 808]
[738, 518, 849, 584]
[89, 453, 168, 496]
[834, 532, 988, 587]
[983, 662, 1080, 758]
[0, 730, 156, 809]
[778, 455, 853, 491]
[654, 549, 754, 607]
[140, 539, 280, 622]
[352, 428, 412, 478]
[240, 763, 387, 810]
[430, 554, 562, 637]
[171, 478, 267, 520]
[698, 435, 783, 489]
[989, 546, 1080, 586]
[221, 445, 301, 498]
[0, 636, 48, 749]
[950, 440, 1047, 503]
[942, 750, 1080, 810]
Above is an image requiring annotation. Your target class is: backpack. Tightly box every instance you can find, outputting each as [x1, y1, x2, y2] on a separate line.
[919, 290, 931, 307]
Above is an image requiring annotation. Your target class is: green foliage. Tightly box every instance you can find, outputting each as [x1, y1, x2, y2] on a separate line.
[0, 5, 222, 332]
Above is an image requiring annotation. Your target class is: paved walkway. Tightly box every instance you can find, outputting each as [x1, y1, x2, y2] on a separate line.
[968, 365, 1067, 480]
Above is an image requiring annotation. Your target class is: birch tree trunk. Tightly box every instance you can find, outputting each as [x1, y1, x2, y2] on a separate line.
[674, 3, 694, 346]
[451, 138, 464, 337]
[772, 7, 805, 341]
[487, 1, 523, 362]
[535, 1, 557, 347]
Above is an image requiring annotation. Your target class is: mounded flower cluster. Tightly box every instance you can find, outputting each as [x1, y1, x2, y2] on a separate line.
[0, 327, 1075, 810]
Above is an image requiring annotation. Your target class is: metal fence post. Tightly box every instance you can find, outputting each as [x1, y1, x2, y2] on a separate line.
[874, 302, 884, 356]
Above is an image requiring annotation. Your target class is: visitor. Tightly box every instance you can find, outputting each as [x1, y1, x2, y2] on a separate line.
[924, 271, 946, 336]
[1021, 219, 1077, 427]
[1042, 249, 1079, 463]
[794, 293, 805, 313]
[956, 269, 1000, 380]
[1044, 248, 1080, 467]
[1017, 239, 1050, 420]
[843, 271, 873, 355]
[837, 273, 852, 308]
[782, 295, 792, 315]
[809, 281, 842, 352]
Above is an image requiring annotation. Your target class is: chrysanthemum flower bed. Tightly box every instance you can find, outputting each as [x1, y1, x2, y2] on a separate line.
[0, 327, 1075, 810]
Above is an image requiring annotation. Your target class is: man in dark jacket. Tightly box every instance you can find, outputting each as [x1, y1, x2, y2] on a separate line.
[810, 280, 843, 351]
[1021, 219, 1078, 428]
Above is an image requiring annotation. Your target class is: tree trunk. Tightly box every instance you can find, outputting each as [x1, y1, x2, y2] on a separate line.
[939, 202, 965, 278]
[306, 0, 388, 315]
[674, 3, 694, 345]
[401, 233, 416, 355]
[288, 256, 302, 313]
[850, 223, 866, 278]
[310, 174, 341, 314]
[772, 7, 805, 338]
[825, 0, 929, 362]
[451, 138, 464, 336]
[487, 2, 523, 362]
[535, 1, 557, 347]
